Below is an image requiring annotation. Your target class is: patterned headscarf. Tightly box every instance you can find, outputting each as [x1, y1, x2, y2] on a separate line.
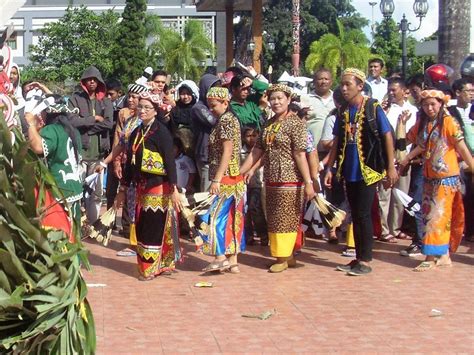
[45, 98, 79, 114]
[419, 89, 450, 105]
[206, 87, 230, 101]
[342, 68, 367, 83]
[266, 84, 293, 97]
[139, 91, 163, 109]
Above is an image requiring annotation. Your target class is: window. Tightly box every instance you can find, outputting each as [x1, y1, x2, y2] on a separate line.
[6, 39, 17, 50]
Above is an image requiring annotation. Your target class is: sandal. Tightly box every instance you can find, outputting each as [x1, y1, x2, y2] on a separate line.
[202, 259, 231, 272]
[435, 255, 452, 268]
[379, 234, 398, 243]
[138, 275, 156, 281]
[396, 232, 411, 240]
[413, 261, 436, 272]
[116, 248, 137, 257]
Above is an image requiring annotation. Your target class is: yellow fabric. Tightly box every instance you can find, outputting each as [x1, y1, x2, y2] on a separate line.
[141, 147, 166, 175]
[269, 232, 297, 257]
[346, 223, 354, 248]
[129, 223, 137, 246]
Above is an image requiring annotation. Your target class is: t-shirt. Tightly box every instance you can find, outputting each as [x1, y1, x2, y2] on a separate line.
[333, 104, 391, 182]
[175, 153, 197, 189]
[41, 123, 83, 203]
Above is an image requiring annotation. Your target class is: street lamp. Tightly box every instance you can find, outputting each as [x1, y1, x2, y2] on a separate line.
[380, 0, 428, 78]
[369, 2, 377, 45]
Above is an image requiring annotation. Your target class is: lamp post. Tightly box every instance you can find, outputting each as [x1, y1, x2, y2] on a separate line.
[369, 2, 377, 45]
[380, 0, 429, 78]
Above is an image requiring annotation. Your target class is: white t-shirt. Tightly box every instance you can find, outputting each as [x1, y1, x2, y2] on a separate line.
[175, 154, 197, 189]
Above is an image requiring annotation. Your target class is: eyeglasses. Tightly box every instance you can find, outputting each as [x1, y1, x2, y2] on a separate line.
[137, 105, 155, 111]
[461, 89, 474, 93]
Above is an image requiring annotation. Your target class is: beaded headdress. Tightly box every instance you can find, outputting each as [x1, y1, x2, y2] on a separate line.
[206, 87, 231, 101]
[128, 83, 148, 94]
[139, 91, 163, 107]
[266, 84, 293, 97]
[342, 68, 366, 83]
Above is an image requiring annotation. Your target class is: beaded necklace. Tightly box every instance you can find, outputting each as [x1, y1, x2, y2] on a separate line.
[131, 124, 152, 165]
[343, 97, 366, 143]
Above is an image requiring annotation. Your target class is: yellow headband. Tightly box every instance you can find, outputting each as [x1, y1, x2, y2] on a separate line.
[267, 84, 293, 97]
[420, 89, 450, 104]
[342, 68, 366, 83]
[206, 87, 230, 101]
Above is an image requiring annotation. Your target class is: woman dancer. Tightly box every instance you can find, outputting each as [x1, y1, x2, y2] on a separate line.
[200, 87, 246, 274]
[241, 84, 315, 273]
[400, 89, 474, 271]
[121, 91, 182, 280]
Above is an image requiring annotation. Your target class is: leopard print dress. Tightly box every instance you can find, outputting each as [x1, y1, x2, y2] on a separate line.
[256, 113, 308, 257]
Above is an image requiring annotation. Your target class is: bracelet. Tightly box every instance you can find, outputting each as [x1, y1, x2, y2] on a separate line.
[211, 179, 221, 184]
[304, 180, 313, 185]
[99, 161, 107, 168]
[319, 161, 325, 171]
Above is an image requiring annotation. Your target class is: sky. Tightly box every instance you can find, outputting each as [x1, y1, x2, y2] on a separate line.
[353, 0, 439, 41]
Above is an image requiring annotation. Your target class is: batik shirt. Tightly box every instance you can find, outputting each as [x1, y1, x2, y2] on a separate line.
[208, 111, 241, 179]
[41, 123, 83, 203]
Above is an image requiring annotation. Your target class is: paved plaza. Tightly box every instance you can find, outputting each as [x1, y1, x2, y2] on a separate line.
[83, 232, 474, 354]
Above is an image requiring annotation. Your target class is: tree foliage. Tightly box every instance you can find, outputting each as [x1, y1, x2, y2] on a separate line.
[147, 19, 214, 82]
[252, 0, 369, 77]
[25, 6, 119, 83]
[110, 0, 147, 86]
[305, 20, 370, 78]
[372, 19, 436, 77]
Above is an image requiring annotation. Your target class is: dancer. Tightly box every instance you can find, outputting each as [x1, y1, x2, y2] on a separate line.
[241, 84, 315, 273]
[400, 89, 474, 271]
[200, 87, 246, 274]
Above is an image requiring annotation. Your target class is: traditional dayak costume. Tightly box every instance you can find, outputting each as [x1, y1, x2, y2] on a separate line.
[37, 102, 83, 242]
[407, 90, 465, 256]
[198, 87, 246, 258]
[256, 84, 308, 258]
[123, 92, 181, 278]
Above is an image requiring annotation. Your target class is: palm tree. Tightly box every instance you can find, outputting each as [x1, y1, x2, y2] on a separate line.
[147, 19, 215, 81]
[305, 19, 370, 78]
[438, 0, 471, 76]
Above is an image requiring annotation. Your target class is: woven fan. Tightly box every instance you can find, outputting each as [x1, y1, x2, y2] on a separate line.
[88, 206, 117, 246]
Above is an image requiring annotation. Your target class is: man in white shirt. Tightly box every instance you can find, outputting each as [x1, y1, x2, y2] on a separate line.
[304, 68, 335, 150]
[378, 77, 417, 243]
[367, 58, 388, 103]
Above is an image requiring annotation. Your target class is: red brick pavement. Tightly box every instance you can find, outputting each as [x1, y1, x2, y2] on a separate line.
[83, 233, 474, 354]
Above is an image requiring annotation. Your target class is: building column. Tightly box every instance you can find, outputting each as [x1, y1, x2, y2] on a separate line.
[225, 3, 233, 68]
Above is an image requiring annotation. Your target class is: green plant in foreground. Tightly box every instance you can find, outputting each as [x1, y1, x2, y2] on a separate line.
[0, 111, 95, 354]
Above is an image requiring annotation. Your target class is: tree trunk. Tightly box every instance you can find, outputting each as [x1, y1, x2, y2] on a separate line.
[438, 0, 471, 78]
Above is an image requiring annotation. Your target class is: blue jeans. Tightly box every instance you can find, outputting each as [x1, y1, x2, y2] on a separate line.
[409, 164, 424, 247]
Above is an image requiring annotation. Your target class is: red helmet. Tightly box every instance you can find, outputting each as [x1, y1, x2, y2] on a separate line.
[424, 64, 454, 86]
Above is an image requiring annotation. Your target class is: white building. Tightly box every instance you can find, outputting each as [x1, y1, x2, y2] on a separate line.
[4, 0, 227, 71]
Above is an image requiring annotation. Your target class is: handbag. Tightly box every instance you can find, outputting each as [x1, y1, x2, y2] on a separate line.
[141, 144, 166, 176]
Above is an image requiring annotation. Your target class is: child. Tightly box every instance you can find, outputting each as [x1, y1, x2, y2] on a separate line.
[173, 137, 197, 194]
[240, 125, 268, 246]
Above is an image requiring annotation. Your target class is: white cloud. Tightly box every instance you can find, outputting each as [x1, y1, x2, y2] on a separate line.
[352, 0, 439, 41]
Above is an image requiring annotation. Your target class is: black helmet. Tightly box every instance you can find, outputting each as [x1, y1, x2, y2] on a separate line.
[460, 54, 474, 79]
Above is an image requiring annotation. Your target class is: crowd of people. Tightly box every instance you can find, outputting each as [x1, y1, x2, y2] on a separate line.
[2, 55, 473, 279]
